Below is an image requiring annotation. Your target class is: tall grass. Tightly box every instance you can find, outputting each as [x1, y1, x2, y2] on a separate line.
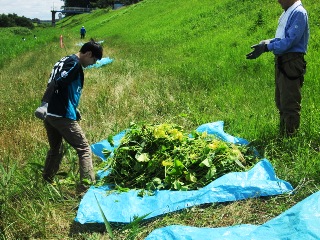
[0, 0, 319, 238]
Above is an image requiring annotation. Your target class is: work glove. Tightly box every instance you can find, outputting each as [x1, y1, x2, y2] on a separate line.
[34, 102, 48, 120]
[246, 43, 268, 60]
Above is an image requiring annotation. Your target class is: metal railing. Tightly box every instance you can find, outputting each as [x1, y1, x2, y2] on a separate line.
[60, 7, 94, 13]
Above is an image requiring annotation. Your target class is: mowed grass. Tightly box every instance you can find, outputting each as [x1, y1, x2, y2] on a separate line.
[0, 0, 319, 239]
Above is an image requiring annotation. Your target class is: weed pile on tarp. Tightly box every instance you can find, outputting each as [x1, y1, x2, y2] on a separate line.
[99, 123, 258, 192]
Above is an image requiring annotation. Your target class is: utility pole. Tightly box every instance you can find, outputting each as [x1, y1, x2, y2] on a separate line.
[51, 2, 57, 27]
[51, 10, 57, 27]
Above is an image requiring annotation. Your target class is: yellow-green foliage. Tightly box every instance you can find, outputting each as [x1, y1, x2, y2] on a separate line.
[101, 122, 257, 192]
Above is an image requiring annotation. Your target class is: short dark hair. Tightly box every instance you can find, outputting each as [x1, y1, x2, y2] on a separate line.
[80, 39, 103, 60]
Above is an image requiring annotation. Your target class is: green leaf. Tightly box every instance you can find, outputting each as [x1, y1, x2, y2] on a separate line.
[174, 159, 184, 168]
[152, 177, 162, 185]
[199, 158, 211, 167]
[115, 185, 130, 192]
[102, 149, 112, 159]
[173, 179, 184, 190]
[94, 194, 114, 239]
[107, 134, 114, 147]
[185, 172, 197, 182]
[123, 212, 152, 230]
[135, 153, 150, 162]
[234, 158, 245, 169]
[205, 166, 217, 180]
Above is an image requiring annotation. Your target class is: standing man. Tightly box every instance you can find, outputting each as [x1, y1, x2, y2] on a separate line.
[80, 26, 86, 39]
[38, 40, 103, 193]
[246, 0, 309, 137]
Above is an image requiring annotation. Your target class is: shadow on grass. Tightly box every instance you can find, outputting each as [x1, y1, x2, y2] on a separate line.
[69, 221, 132, 236]
[69, 221, 106, 235]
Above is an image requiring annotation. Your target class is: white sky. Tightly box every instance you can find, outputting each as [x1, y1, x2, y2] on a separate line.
[0, 0, 64, 20]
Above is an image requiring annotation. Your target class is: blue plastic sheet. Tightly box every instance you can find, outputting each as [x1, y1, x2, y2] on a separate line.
[85, 57, 113, 69]
[195, 121, 249, 145]
[145, 191, 320, 240]
[75, 121, 293, 224]
[75, 159, 292, 224]
[91, 130, 126, 161]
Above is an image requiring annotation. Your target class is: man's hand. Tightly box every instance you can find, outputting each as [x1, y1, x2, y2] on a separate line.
[246, 43, 268, 60]
[76, 109, 82, 121]
[34, 102, 48, 120]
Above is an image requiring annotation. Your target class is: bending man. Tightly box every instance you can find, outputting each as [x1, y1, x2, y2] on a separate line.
[40, 40, 103, 193]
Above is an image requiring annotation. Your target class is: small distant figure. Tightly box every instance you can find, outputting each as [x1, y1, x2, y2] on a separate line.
[22, 37, 26, 41]
[80, 26, 86, 39]
[34, 35, 37, 39]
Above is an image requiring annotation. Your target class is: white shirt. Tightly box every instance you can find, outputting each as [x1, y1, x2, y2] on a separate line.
[275, 1, 302, 39]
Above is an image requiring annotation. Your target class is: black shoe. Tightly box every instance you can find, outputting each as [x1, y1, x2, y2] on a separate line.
[76, 184, 90, 198]
[43, 175, 54, 184]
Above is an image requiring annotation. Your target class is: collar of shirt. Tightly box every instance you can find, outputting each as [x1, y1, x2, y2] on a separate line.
[275, 1, 302, 39]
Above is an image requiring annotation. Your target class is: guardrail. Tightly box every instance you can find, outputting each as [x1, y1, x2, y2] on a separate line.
[60, 7, 94, 13]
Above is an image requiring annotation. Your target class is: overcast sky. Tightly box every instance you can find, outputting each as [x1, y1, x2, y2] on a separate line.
[0, 0, 64, 20]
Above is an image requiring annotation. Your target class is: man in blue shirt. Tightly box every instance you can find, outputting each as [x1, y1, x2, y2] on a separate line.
[37, 40, 103, 194]
[80, 26, 86, 39]
[246, 0, 309, 137]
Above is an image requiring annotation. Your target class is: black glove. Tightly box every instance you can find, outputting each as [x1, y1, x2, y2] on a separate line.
[76, 109, 81, 121]
[246, 43, 268, 60]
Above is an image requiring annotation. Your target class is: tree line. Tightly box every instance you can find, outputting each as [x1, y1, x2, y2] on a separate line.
[62, 0, 141, 9]
[0, 13, 34, 29]
[0, 1, 142, 28]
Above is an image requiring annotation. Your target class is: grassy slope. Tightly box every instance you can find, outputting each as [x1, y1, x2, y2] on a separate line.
[0, 0, 319, 239]
[59, 0, 320, 184]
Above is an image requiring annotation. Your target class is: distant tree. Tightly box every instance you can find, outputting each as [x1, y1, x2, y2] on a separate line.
[64, 0, 91, 8]
[32, 18, 41, 24]
[12, 14, 34, 29]
[122, 0, 141, 4]
[0, 14, 15, 27]
[0, 13, 34, 29]
[90, 0, 112, 8]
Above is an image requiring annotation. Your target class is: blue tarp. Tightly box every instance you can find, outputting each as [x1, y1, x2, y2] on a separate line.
[195, 121, 249, 145]
[74, 121, 293, 224]
[75, 159, 293, 224]
[91, 130, 126, 161]
[85, 57, 113, 69]
[145, 191, 320, 240]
